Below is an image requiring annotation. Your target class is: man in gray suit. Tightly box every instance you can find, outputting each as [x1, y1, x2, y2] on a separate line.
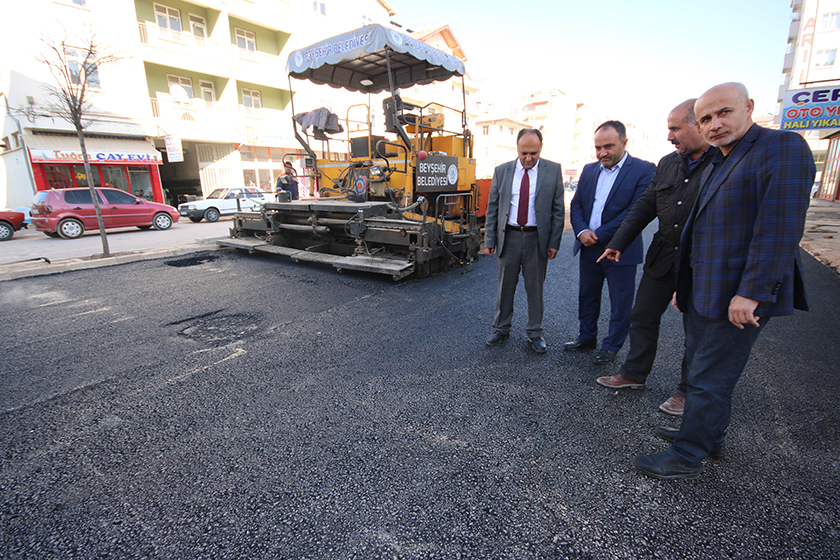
[482, 129, 566, 353]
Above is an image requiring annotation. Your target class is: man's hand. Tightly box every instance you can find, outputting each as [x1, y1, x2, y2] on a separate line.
[728, 295, 760, 329]
[547, 248, 558, 260]
[671, 292, 680, 313]
[481, 247, 496, 256]
[579, 229, 599, 247]
[597, 248, 621, 263]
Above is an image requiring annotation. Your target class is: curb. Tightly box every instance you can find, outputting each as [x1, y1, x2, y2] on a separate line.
[0, 238, 224, 282]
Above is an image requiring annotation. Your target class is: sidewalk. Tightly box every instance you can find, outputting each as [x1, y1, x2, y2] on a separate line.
[0, 238, 224, 281]
[800, 197, 840, 273]
[2, 198, 839, 281]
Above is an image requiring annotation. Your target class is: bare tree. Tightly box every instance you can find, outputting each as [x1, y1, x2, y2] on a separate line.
[39, 26, 124, 256]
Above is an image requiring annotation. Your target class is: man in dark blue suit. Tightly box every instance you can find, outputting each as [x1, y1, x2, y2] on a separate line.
[634, 83, 815, 480]
[566, 121, 656, 364]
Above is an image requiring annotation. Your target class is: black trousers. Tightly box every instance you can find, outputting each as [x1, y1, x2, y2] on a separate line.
[617, 268, 688, 395]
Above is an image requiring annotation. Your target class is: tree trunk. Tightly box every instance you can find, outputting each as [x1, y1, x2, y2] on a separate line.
[75, 125, 110, 257]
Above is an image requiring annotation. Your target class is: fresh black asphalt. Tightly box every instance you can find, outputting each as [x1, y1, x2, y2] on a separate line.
[1, 227, 838, 559]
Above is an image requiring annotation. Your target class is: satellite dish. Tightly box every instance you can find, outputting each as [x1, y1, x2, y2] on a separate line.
[169, 84, 192, 104]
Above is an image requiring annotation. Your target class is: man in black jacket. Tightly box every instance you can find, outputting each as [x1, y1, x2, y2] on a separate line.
[594, 99, 718, 415]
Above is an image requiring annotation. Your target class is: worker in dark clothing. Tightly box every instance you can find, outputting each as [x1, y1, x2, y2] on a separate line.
[595, 99, 719, 416]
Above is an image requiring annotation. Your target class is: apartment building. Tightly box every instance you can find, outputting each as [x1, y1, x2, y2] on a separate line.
[777, 0, 840, 200]
[0, 0, 395, 209]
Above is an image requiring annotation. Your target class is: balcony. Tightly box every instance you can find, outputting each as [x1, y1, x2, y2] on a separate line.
[137, 22, 230, 75]
[789, 19, 800, 42]
[783, 52, 795, 73]
[150, 97, 239, 140]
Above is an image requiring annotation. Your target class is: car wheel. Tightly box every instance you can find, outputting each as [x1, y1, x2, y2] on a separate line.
[204, 208, 220, 222]
[189, 217, 202, 223]
[153, 212, 173, 230]
[57, 218, 84, 239]
[0, 221, 13, 241]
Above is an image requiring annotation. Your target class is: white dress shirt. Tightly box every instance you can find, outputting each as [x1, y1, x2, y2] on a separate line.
[507, 159, 539, 227]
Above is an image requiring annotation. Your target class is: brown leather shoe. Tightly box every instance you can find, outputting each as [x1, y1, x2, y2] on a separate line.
[659, 394, 685, 415]
[596, 373, 645, 389]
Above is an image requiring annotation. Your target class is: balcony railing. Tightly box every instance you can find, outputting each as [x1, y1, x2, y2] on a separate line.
[150, 97, 233, 126]
[138, 22, 221, 58]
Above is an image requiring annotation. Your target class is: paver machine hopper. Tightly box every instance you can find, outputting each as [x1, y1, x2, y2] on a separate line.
[221, 24, 480, 280]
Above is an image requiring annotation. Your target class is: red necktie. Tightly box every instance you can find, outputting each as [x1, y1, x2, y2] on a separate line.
[517, 170, 529, 227]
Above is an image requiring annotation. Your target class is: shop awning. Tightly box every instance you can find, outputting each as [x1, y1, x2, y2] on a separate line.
[24, 135, 163, 165]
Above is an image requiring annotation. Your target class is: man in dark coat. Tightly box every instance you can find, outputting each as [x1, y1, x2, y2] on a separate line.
[633, 82, 815, 480]
[595, 100, 719, 416]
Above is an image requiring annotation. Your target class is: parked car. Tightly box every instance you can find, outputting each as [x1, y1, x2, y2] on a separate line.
[30, 188, 180, 239]
[0, 210, 27, 241]
[178, 187, 273, 222]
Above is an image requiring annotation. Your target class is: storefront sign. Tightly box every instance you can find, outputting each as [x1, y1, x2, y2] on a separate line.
[165, 135, 184, 163]
[781, 86, 840, 130]
[29, 148, 163, 164]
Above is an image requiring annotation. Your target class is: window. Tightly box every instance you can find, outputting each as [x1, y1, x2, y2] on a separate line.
[64, 189, 96, 204]
[167, 75, 194, 103]
[65, 47, 100, 88]
[155, 4, 182, 40]
[189, 15, 206, 46]
[313, 1, 326, 15]
[821, 12, 840, 31]
[240, 146, 255, 161]
[236, 28, 256, 53]
[242, 89, 261, 114]
[101, 189, 137, 204]
[199, 80, 215, 108]
[45, 166, 73, 189]
[815, 49, 837, 67]
[482, 125, 489, 135]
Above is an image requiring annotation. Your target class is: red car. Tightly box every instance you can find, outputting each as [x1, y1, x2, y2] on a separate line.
[30, 188, 180, 239]
[0, 210, 27, 241]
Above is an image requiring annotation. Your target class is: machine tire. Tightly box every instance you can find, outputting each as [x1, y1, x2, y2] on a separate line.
[57, 218, 84, 239]
[152, 212, 173, 230]
[189, 217, 202, 223]
[203, 208, 220, 222]
[0, 221, 13, 241]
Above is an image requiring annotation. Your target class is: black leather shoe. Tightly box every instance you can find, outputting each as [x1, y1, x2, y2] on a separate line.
[486, 331, 509, 347]
[563, 339, 596, 351]
[633, 453, 701, 480]
[592, 349, 617, 365]
[655, 426, 725, 459]
[528, 336, 547, 354]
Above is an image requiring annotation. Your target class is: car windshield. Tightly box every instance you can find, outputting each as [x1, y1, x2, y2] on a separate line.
[207, 189, 226, 199]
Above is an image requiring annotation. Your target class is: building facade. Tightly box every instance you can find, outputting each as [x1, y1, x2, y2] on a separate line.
[0, 0, 395, 210]
[777, 0, 839, 200]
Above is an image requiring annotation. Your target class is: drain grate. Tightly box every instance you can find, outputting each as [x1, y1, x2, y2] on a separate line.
[179, 314, 260, 344]
[165, 254, 220, 268]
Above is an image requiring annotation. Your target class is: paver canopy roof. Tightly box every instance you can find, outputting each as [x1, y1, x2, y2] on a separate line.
[286, 24, 465, 94]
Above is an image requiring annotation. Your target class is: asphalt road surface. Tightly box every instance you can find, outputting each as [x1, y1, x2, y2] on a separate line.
[1, 230, 838, 559]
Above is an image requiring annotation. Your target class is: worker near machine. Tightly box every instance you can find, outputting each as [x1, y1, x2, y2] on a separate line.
[565, 121, 656, 365]
[276, 161, 300, 201]
[594, 100, 718, 415]
[482, 128, 565, 354]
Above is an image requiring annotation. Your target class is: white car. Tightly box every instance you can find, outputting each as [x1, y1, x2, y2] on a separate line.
[178, 187, 272, 222]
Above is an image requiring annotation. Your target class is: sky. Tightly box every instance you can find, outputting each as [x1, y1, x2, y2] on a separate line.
[389, 0, 792, 140]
